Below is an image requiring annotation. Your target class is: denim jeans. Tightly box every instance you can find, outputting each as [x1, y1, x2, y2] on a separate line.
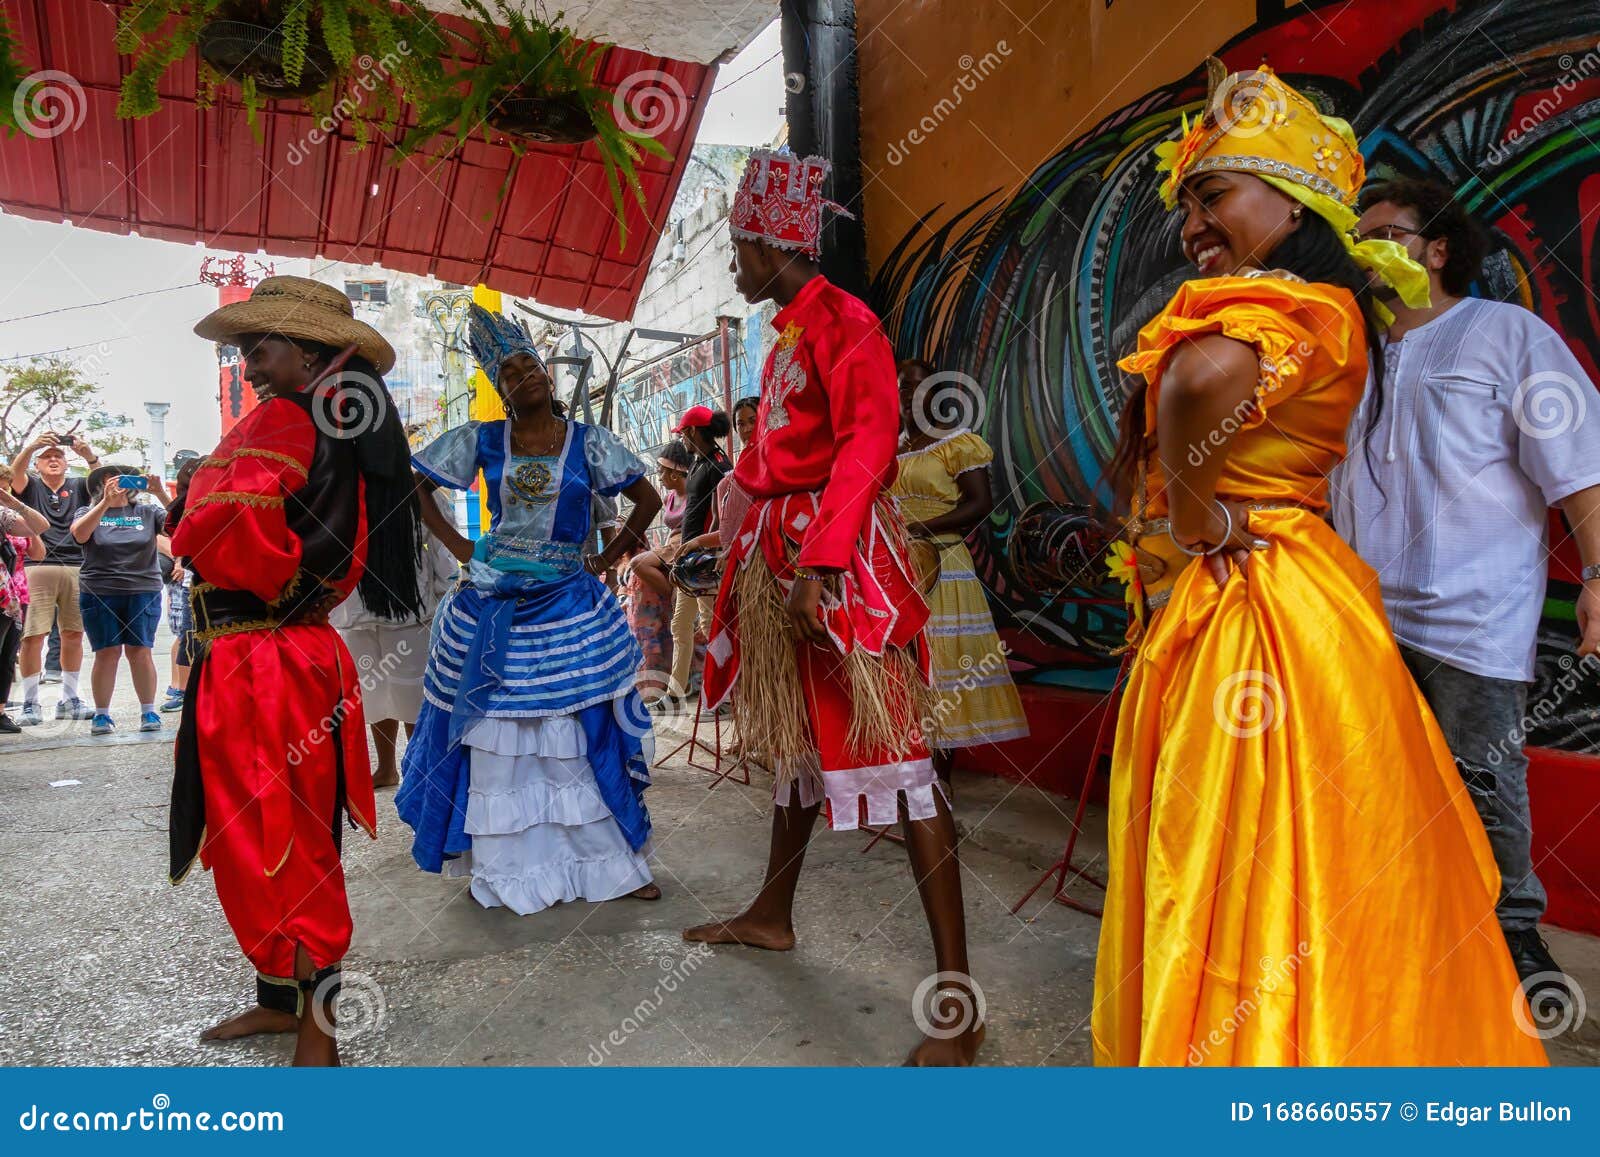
[1399, 644, 1546, 931]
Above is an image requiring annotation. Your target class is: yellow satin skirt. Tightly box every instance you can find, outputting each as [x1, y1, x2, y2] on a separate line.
[1092, 509, 1547, 1066]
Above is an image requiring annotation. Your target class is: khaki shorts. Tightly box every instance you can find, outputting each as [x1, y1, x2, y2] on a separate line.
[23, 564, 83, 637]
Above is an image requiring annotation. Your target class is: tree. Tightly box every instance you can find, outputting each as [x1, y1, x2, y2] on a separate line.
[1, 357, 148, 465]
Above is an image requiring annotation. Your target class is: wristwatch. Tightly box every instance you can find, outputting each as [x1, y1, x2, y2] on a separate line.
[1583, 563, 1600, 582]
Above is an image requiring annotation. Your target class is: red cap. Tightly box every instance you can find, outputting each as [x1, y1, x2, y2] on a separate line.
[671, 405, 714, 433]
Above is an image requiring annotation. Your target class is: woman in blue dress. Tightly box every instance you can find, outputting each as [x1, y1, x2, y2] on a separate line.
[397, 304, 663, 914]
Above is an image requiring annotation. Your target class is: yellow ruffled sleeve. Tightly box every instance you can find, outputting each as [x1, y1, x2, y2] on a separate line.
[933, 430, 995, 478]
[1117, 275, 1363, 431]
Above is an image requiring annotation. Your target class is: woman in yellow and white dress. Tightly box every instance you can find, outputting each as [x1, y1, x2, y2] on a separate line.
[892, 359, 1028, 779]
[1094, 61, 1545, 1066]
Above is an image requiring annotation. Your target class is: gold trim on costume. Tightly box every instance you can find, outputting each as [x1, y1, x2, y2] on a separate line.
[189, 491, 286, 512]
[201, 448, 309, 478]
[168, 824, 206, 886]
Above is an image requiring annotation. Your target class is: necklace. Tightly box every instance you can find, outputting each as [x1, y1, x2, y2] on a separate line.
[510, 419, 566, 458]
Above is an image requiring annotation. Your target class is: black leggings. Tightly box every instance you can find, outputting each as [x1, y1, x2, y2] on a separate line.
[0, 614, 19, 705]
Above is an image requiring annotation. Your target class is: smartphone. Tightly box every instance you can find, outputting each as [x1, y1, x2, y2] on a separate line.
[116, 475, 149, 491]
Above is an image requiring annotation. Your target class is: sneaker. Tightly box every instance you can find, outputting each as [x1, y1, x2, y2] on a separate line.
[56, 697, 95, 721]
[90, 713, 116, 736]
[139, 710, 162, 733]
[19, 703, 42, 726]
[160, 688, 186, 713]
[41, 671, 61, 685]
[0, 713, 19, 735]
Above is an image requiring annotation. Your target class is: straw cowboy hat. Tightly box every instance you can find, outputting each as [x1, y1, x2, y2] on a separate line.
[194, 275, 396, 374]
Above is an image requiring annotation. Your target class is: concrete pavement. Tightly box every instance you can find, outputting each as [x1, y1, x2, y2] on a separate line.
[2, 667, 1597, 1066]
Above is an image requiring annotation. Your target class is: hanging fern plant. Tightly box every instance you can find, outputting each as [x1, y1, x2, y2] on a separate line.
[396, 1, 674, 250]
[0, 7, 29, 137]
[114, 0, 447, 141]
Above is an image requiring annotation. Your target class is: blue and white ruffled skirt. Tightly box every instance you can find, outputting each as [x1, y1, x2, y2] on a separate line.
[396, 563, 654, 913]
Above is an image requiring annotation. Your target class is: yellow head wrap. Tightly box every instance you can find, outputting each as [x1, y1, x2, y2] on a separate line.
[1154, 60, 1430, 311]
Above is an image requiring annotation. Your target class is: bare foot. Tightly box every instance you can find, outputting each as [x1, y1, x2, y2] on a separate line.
[904, 1022, 985, 1066]
[628, 882, 662, 901]
[291, 1028, 340, 1067]
[200, 1005, 298, 1041]
[683, 913, 796, 951]
[372, 765, 400, 789]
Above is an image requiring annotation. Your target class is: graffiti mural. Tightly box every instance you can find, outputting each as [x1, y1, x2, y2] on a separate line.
[612, 303, 775, 458]
[866, 0, 1600, 750]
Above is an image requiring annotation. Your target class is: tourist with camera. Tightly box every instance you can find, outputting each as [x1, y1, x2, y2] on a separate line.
[7, 430, 103, 725]
[69, 466, 172, 736]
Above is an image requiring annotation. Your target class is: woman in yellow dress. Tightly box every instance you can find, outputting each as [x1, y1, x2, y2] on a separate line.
[1093, 62, 1546, 1065]
[893, 360, 1029, 780]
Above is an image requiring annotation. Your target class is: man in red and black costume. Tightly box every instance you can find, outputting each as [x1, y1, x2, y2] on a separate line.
[684, 151, 984, 1065]
[171, 277, 422, 1066]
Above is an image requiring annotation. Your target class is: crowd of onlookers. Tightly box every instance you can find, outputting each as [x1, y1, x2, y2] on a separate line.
[1, 434, 200, 735]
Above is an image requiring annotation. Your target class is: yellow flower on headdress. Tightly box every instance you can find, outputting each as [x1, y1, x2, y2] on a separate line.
[1152, 58, 1430, 309]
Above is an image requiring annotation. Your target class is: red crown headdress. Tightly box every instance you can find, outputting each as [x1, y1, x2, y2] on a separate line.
[730, 149, 853, 259]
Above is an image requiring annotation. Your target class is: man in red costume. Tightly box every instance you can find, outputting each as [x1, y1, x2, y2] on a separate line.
[171, 277, 422, 1066]
[685, 151, 984, 1065]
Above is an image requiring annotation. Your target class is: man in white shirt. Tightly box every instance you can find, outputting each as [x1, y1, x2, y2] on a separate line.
[1334, 177, 1600, 999]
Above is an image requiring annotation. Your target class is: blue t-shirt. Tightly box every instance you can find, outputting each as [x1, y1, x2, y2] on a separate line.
[73, 501, 166, 595]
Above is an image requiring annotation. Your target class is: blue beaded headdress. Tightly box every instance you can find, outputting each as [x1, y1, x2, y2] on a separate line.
[467, 302, 546, 385]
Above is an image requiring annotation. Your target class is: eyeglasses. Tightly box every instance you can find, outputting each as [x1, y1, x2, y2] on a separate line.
[1357, 224, 1425, 243]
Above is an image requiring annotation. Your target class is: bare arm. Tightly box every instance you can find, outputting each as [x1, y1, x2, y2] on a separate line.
[0, 484, 49, 534]
[25, 531, 45, 561]
[1559, 482, 1600, 658]
[414, 473, 473, 564]
[71, 485, 116, 543]
[909, 467, 993, 538]
[70, 435, 102, 471]
[7, 436, 48, 496]
[586, 477, 662, 575]
[1155, 335, 1265, 584]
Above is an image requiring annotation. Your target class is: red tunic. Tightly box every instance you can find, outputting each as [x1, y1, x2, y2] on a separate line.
[706, 277, 936, 830]
[171, 396, 375, 979]
[733, 275, 903, 570]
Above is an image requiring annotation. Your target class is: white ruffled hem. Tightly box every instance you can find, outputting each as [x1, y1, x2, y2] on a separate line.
[442, 845, 654, 914]
[462, 714, 586, 759]
[454, 714, 652, 915]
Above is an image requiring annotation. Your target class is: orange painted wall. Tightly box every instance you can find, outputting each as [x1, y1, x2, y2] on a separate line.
[857, 0, 1259, 279]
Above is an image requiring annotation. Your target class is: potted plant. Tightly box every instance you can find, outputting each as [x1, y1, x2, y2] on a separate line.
[1, 7, 29, 136]
[114, 0, 445, 140]
[397, 1, 673, 248]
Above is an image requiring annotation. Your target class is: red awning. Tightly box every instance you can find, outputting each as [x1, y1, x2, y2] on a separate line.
[0, 0, 715, 319]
